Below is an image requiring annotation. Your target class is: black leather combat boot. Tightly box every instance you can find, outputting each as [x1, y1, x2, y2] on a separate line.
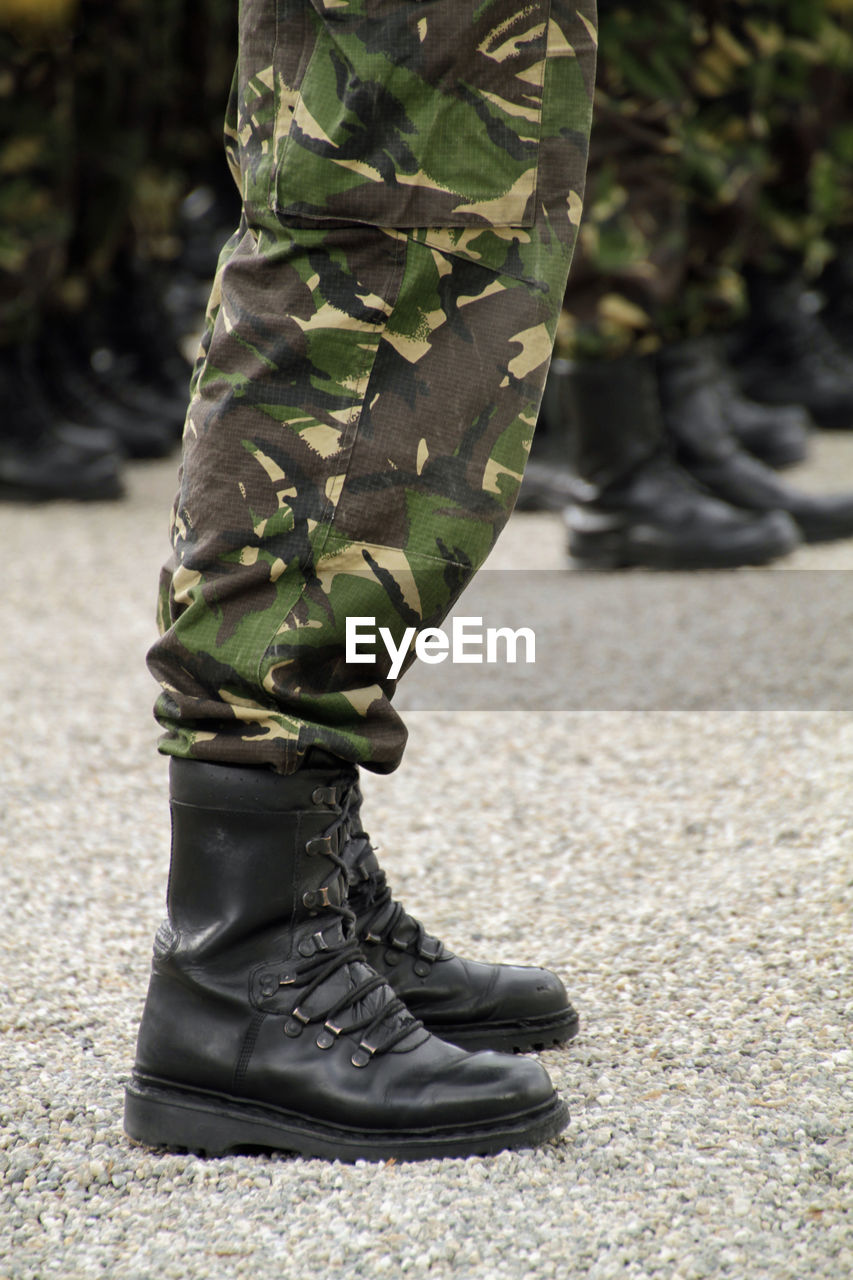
[703, 343, 812, 469]
[818, 244, 853, 352]
[338, 777, 579, 1052]
[733, 272, 853, 430]
[97, 258, 194, 405]
[0, 346, 125, 502]
[520, 342, 811, 514]
[124, 760, 567, 1162]
[727, 393, 812, 469]
[561, 354, 799, 569]
[659, 338, 853, 544]
[44, 326, 180, 460]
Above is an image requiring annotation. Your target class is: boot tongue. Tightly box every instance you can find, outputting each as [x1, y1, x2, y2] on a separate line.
[348, 861, 443, 956]
[338, 819, 445, 962]
[322, 955, 421, 1042]
[342, 836, 403, 936]
[342, 832, 381, 886]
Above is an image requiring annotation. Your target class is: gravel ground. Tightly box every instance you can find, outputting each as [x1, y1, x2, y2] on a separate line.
[1, 446, 851, 1280]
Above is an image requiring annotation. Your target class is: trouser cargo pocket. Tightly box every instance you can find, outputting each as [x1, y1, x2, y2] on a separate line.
[269, 0, 551, 227]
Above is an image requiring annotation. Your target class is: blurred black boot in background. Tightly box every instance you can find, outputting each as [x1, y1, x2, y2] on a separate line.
[0, 344, 124, 501]
[40, 318, 180, 460]
[520, 333, 812, 517]
[561, 355, 799, 569]
[78, 253, 192, 428]
[659, 338, 853, 543]
[706, 342, 812, 469]
[818, 244, 853, 355]
[733, 271, 853, 430]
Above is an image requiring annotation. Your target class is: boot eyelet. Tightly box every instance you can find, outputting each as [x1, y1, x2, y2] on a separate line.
[383, 949, 400, 967]
[303, 885, 334, 910]
[316, 1017, 342, 1050]
[351, 1036, 380, 1068]
[413, 960, 431, 978]
[306, 835, 334, 858]
[298, 938, 315, 957]
[285, 1006, 310, 1037]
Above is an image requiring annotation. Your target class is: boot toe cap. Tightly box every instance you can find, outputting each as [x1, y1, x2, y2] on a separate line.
[429, 1047, 560, 1119]
[488, 963, 573, 1021]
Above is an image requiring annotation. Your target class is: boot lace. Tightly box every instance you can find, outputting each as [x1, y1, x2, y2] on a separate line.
[280, 786, 424, 1067]
[344, 784, 443, 965]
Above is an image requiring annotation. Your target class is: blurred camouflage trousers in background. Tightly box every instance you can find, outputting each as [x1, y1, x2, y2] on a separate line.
[520, 1, 853, 571]
[562, 0, 853, 358]
[0, 0, 239, 493]
[0, 0, 237, 337]
[147, 0, 597, 773]
[0, 2, 76, 344]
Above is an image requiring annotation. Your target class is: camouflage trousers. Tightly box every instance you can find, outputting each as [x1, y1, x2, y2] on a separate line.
[148, 0, 597, 773]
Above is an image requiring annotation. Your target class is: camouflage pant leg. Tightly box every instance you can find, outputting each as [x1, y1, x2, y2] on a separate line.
[741, 0, 853, 275]
[562, 1, 731, 356]
[147, 0, 597, 773]
[562, 0, 853, 359]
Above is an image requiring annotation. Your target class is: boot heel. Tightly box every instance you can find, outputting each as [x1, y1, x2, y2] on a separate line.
[124, 1081, 247, 1157]
[567, 527, 626, 569]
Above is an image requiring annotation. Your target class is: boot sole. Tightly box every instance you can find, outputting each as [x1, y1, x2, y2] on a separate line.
[423, 1008, 580, 1054]
[740, 442, 808, 470]
[794, 516, 853, 545]
[742, 396, 853, 432]
[124, 1075, 569, 1162]
[569, 531, 795, 571]
[0, 473, 125, 503]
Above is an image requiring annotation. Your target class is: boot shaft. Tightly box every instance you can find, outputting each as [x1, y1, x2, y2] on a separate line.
[165, 758, 357, 960]
[562, 354, 664, 490]
[656, 337, 738, 465]
[138, 756, 381, 1088]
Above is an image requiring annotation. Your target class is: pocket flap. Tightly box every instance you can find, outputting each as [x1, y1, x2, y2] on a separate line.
[271, 0, 551, 228]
